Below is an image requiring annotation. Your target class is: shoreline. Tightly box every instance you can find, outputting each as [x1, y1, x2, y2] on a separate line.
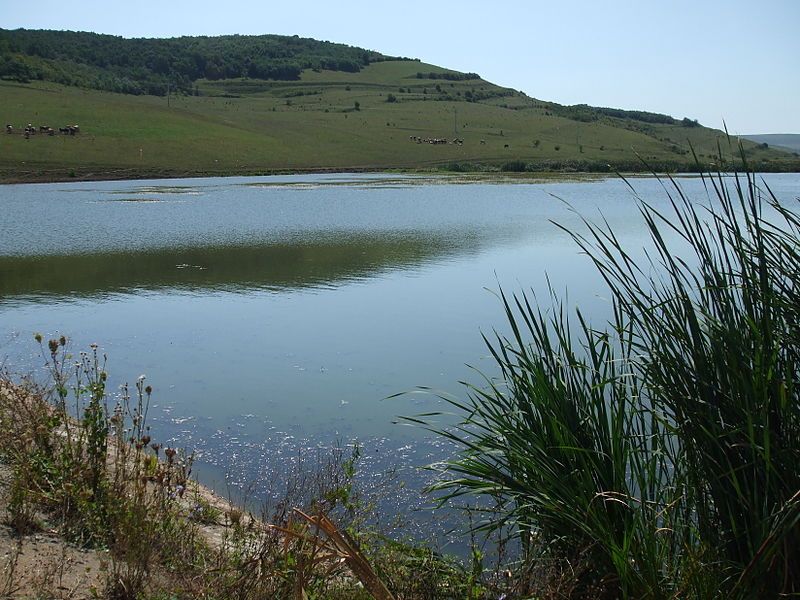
[1, 164, 788, 185]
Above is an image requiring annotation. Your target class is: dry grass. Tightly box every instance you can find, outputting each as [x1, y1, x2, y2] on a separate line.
[0, 348, 485, 599]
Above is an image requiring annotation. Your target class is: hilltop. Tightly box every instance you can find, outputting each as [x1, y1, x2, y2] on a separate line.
[1, 29, 798, 182]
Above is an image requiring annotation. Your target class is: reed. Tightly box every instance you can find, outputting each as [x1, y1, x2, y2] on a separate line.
[420, 155, 800, 596]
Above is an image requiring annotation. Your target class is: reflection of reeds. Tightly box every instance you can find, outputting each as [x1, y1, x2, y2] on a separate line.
[417, 154, 800, 596]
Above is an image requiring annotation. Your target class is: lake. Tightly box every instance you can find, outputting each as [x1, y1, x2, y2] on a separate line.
[2, 172, 798, 544]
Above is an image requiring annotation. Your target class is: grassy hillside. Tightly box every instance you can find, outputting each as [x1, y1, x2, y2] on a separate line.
[1, 43, 797, 181]
[741, 134, 800, 154]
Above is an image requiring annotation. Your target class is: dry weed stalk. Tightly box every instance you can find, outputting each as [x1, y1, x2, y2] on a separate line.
[271, 508, 394, 600]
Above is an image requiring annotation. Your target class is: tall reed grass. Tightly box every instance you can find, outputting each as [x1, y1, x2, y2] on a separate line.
[421, 162, 800, 597]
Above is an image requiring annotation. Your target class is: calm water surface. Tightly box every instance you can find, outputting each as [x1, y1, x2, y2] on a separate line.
[2, 172, 798, 543]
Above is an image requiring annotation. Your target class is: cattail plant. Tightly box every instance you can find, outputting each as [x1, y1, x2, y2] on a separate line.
[417, 152, 800, 597]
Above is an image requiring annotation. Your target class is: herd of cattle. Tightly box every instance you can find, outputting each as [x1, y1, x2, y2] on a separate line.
[6, 123, 81, 138]
[409, 136, 464, 145]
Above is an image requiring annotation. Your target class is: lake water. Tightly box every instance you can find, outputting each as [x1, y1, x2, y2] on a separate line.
[2, 172, 798, 545]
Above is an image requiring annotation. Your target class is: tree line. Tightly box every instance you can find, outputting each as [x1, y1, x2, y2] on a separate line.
[542, 101, 701, 127]
[0, 29, 404, 95]
[415, 71, 480, 81]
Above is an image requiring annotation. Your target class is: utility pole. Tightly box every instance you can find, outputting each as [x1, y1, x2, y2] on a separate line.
[167, 81, 171, 108]
[453, 106, 458, 136]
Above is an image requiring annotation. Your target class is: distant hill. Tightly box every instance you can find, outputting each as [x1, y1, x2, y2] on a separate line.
[740, 134, 800, 154]
[1, 29, 798, 182]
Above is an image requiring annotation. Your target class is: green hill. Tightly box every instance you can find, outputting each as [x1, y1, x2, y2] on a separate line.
[741, 134, 800, 154]
[1, 29, 797, 182]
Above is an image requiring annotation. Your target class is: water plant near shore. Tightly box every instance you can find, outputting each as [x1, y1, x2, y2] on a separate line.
[418, 157, 800, 597]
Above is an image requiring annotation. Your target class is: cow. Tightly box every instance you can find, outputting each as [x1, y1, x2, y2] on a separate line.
[480, 139, 486, 145]
[5, 124, 12, 134]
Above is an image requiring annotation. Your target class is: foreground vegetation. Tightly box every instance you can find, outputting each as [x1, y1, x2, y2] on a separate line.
[417, 155, 800, 597]
[1, 30, 797, 181]
[1, 342, 516, 599]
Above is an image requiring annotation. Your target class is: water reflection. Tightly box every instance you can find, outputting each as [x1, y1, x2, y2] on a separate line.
[0, 233, 474, 302]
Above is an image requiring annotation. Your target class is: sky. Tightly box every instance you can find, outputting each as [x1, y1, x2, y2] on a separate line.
[3, 0, 799, 133]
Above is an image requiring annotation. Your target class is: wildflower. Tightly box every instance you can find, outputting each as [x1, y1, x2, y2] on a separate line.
[145, 385, 152, 395]
[59, 335, 66, 346]
[34, 333, 42, 343]
[48, 339, 59, 353]
[90, 342, 98, 349]
[137, 374, 146, 382]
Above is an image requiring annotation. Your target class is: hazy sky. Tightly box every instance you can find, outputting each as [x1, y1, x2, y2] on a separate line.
[4, 0, 799, 133]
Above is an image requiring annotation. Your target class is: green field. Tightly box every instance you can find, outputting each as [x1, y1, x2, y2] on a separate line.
[1, 60, 796, 182]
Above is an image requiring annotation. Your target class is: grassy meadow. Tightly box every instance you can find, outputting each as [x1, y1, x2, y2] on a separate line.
[2, 60, 796, 182]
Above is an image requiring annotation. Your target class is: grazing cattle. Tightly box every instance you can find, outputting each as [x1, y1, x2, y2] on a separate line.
[5, 124, 12, 134]
[59, 127, 70, 134]
[410, 135, 454, 146]
[504, 144, 510, 148]
[480, 139, 486, 145]
[39, 125, 50, 132]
